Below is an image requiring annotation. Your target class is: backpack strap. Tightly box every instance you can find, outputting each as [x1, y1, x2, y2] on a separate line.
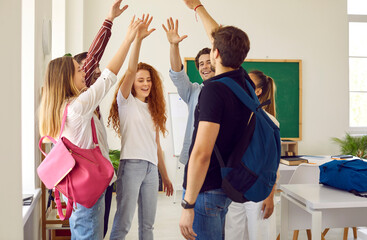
[59, 104, 99, 145]
[213, 77, 258, 169]
[214, 77, 259, 112]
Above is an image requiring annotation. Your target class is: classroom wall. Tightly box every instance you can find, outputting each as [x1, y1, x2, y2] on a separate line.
[81, 0, 349, 181]
[0, 0, 23, 239]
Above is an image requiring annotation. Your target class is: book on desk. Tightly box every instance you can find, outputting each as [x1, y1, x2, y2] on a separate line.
[280, 156, 308, 166]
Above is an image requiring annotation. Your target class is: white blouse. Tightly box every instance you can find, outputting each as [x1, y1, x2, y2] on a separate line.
[61, 68, 117, 184]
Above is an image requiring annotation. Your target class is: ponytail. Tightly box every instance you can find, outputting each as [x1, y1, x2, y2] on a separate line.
[249, 70, 276, 117]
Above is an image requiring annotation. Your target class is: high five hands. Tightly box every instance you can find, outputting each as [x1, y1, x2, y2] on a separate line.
[162, 18, 188, 45]
[136, 14, 156, 40]
[107, 0, 129, 22]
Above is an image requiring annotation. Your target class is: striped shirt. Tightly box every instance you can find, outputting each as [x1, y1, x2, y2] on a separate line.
[83, 19, 112, 87]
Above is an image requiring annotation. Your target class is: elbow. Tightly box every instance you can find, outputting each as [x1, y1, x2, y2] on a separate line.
[191, 149, 212, 165]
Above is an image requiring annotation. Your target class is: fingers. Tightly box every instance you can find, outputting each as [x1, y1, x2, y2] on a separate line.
[180, 224, 197, 240]
[261, 202, 266, 212]
[180, 35, 188, 41]
[169, 17, 174, 30]
[167, 18, 172, 30]
[130, 15, 135, 25]
[147, 28, 156, 36]
[263, 206, 274, 219]
[162, 24, 168, 33]
[121, 5, 128, 13]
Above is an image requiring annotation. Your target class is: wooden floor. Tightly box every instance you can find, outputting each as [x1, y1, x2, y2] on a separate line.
[105, 191, 360, 240]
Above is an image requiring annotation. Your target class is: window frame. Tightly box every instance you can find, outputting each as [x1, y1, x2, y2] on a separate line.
[348, 14, 367, 132]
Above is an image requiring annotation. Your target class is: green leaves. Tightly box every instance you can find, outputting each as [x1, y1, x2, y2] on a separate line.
[332, 133, 367, 158]
[109, 149, 121, 172]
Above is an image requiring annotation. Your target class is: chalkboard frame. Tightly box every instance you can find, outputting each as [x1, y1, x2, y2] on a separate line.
[184, 58, 302, 140]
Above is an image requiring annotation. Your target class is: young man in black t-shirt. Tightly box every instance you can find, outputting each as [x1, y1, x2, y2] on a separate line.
[179, 1, 254, 239]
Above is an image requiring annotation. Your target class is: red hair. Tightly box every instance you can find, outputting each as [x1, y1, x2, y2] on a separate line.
[108, 62, 167, 137]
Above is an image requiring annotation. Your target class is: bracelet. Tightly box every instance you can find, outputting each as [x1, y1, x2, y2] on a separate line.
[194, 4, 203, 12]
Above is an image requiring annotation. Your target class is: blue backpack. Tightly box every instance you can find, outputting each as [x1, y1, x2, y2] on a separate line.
[319, 159, 367, 197]
[213, 77, 281, 203]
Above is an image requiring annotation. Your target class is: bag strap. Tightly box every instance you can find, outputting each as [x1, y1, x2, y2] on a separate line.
[214, 145, 225, 168]
[214, 77, 259, 112]
[54, 175, 76, 220]
[39, 136, 57, 157]
[58, 103, 69, 140]
[91, 117, 99, 145]
[54, 189, 73, 220]
[213, 77, 259, 168]
[60, 104, 99, 145]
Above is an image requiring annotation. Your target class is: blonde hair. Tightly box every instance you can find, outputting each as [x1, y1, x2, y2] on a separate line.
[108, 62, 167, 137]
[250, 70, 276, 117]
[39, 57, 80, 138]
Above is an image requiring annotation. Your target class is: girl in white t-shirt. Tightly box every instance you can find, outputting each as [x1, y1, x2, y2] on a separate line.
[108, 14, 173, 240]
[38, 16, 142, 240]
[225, 70, 279, 240]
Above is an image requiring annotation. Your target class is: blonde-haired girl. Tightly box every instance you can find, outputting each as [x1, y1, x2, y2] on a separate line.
[39, 16, 142, 240]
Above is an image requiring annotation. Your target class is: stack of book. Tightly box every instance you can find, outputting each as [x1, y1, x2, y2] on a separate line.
[280, 156, 308, 166]
[23, 194, 33, 206]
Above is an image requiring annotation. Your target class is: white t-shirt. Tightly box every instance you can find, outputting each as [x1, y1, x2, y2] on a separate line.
[265, 111, 280, 127]
[117, 91, 158, 165]
[61, 68, 117, 184]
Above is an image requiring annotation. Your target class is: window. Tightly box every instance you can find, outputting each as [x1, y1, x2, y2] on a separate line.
[348, 0, 367, 129]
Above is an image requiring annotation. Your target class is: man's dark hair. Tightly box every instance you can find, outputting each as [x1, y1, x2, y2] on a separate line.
[74, 52, 88, 65]
[194, 47, 211, 70]
[211, 26, 250, 69]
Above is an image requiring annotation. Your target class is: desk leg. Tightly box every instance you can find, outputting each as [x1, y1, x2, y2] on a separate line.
[280, 193, 289, 240]
[311, 211, 322, 240]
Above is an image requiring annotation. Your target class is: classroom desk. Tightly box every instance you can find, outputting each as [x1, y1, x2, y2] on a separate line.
[280, 184, 367, 240]
[277, 156, 331, 186]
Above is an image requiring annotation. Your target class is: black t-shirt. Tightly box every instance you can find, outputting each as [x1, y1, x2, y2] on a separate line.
[183, 67, 254, 192]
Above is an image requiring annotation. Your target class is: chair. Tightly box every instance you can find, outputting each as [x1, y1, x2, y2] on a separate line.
[286, 164, 319, 240]
[284, 163, 356, 240]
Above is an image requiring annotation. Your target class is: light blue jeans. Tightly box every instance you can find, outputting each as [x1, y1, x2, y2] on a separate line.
[64, 190, 105, 240]
[110, 159, 158, 240]
[183, 188, 232, 240]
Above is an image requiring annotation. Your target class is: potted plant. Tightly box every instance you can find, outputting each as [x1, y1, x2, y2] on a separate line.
[109, 149, 121, 191]
[332, 133, 367, 158]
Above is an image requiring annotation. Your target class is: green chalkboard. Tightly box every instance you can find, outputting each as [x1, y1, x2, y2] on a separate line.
[184, 58, 302, 140]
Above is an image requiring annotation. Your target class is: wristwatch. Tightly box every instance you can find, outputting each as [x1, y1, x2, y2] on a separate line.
[181, 199, 195, 209]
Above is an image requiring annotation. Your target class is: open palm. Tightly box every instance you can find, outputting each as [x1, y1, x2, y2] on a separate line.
[162, 18, 188, 45]
[136, 14, 155, 40]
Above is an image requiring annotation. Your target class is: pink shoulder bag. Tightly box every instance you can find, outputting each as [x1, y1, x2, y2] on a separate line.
[37, 104, 114, 220]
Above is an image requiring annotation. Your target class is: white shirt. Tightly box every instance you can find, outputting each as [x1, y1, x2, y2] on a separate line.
[117, 91, 158, 165]
[61, 68, 117, 184]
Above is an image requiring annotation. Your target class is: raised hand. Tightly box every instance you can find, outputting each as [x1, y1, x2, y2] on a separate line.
[107, 0, 129, 22]
[136, 14, 155, 40]
[125, 16, 143, 44]
[162, 18, 188, 45]
[182, 0, 202, 10]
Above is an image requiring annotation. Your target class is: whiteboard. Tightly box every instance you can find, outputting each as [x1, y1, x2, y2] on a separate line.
[168, 93, 189, 157]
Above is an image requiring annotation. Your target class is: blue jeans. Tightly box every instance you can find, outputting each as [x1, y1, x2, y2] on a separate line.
[64, 190, 105, 240]
[183, 189, 232, 240]
[110, 159, 158, 240]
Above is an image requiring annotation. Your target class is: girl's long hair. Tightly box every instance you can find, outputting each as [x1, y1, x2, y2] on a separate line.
[39, 56, 80, 138]
[250, 70, 276, 117]
[108, 62, 167, 137]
